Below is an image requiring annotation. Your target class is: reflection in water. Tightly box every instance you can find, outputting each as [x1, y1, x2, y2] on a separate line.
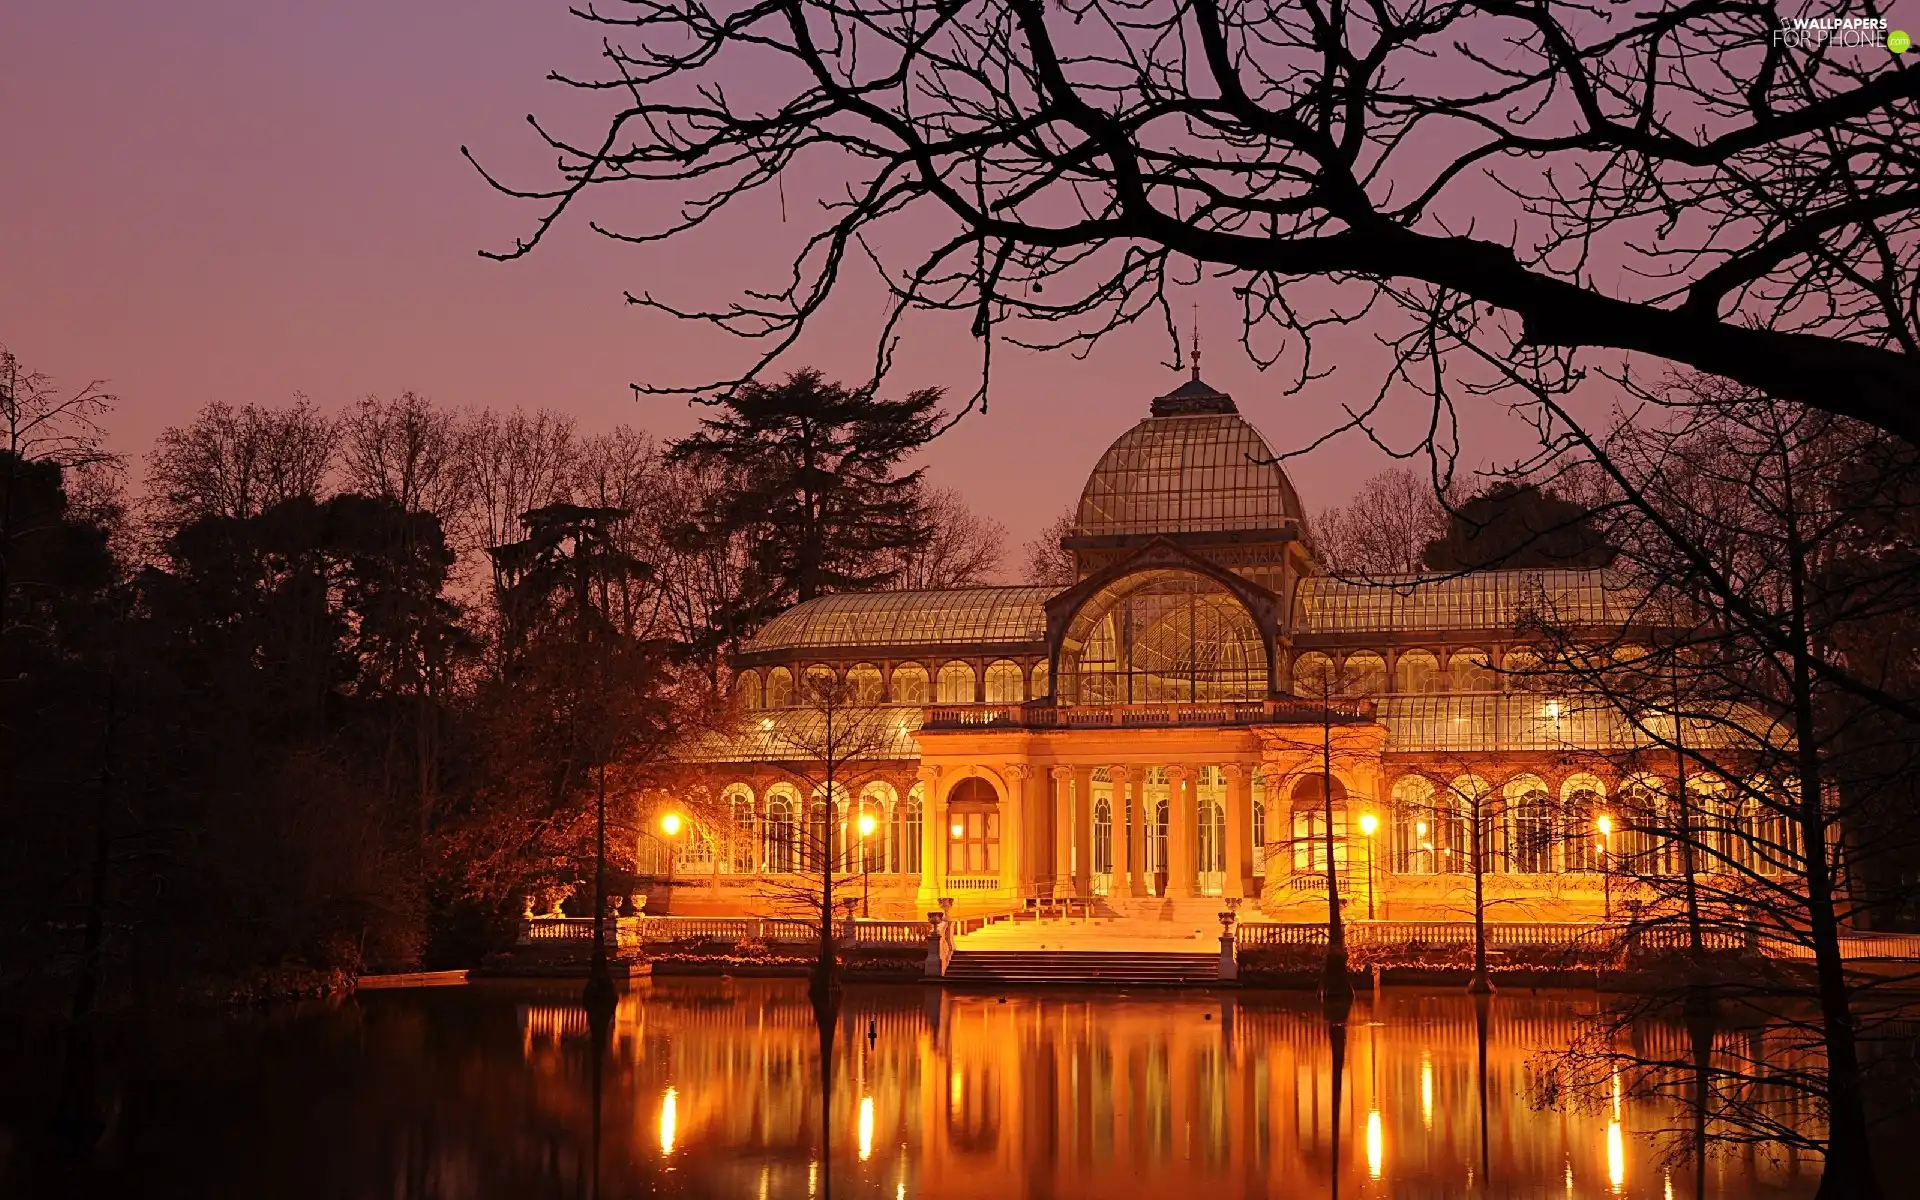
[0, 980, 1826, 1198]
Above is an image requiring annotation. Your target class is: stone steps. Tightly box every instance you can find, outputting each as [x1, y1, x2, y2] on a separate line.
[944, 950, 1221, 986]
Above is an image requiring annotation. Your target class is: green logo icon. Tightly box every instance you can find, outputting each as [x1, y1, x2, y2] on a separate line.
[1892, 30, 1912, 53]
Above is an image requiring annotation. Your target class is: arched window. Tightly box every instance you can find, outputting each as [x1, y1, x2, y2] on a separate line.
[1395, 650, 1441, 694]
[1197, 796, 1226, 894]
[808, 797, 835, 873]
[857, 783, 894, 872]
[1616, 775, 1669, 876]
[937, 661, 977, 704]
[896, 787, 924, 875]
[802, 664, 838, 704]
[891, 662, 929, 704]
[1093, 797, 1114, 878]
[1030, 661, 1050, 699]
[1391, 775, 1439, 875]
[1344, 652, 1387, 696]
[1146, 798, 1171, 891]
[1442, 775, 1491, 874]
[1686, 776, 1729, 870]
[1252, 770, 1268, 875]
[1292, 652, 1336, 698]
[946, 776, 1000, 874]
[1502, 647, 1544, 691]
[1743, 776, 1794, 878]
[725, 784, 757, 873]
[846, 663, 884, 704]
[1450, 648, 1495, 692]
[1505, 775, 1554, 873]
[1058, 569, 1268, 705]
[733, 670, 763, 710]
[1290, 774, 1349, 872]
[1560, 775, 1606, 872]
[763, 790, 798, 873]
[984, 660, 1025, 703]
[765, 666, 794, 708]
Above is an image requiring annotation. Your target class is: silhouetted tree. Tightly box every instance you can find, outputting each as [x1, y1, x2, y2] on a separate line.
[1423, 482, 1613, 573]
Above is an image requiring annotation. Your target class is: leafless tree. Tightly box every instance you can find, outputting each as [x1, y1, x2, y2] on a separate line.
[146, 398, 335, 529]
[474, 0, 1920, 444]
[1310, 467, 1450, 575]
[341, 392, 467, 518]
[457, 408, 580, 592]
[880, 484, 1006, 588]
[1, 347, 115, 637]
[1021, 508, 1077, 588]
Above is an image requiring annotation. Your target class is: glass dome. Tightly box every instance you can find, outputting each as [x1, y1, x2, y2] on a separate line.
[1075, 400, 1303, 539]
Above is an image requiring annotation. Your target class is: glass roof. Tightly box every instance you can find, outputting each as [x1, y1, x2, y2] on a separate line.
[744, 587, 1052, 653]
[1076, 412, 1304, 538]
[1380, 695, 1772, 753]
[1294, 570, 1634, 634]
[676, 705, 924, 763]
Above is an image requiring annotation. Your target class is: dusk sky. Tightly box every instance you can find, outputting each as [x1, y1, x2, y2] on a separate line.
[3, 1, 1570, 553]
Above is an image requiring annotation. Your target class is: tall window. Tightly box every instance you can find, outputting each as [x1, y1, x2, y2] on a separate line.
[896, 792, 923, 874]
[857, 784, 892, 871]
[946, 777, 1001, 873]
[1197, 798, 1225, 876]
[1561, 779, 1604, 872]
[1617, 776, 1668, 875]
[727, 786, 757, 873]
[1395, 650, 1440, 694]
[764, 793, 797, 873]
[1252, 798, 1267, 875]
[1506, 778, 1554, 873]
[846, 663, 885, 703]
[765, 666, 794, 707]
[808, 799, 834, 872]
[1093, 798, 1114, 876]
[1392, 775, 1439, 874]
[1290, 774, 1348, 872]
[733, 671, 762, 710]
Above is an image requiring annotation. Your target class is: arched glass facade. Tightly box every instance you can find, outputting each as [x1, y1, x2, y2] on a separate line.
[1060, 571, 1267, 705]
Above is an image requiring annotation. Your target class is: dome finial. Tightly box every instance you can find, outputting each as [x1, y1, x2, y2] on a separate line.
[1190, 302, 1202, 381]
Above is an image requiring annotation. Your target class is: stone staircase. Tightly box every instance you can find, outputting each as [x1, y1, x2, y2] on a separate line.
[943, 949, 1221, 986]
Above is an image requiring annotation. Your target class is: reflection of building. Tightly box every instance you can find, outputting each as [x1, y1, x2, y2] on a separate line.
[671, 369, 1773, 921]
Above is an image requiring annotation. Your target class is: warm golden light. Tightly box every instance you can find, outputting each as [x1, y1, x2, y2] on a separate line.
[1366, 1109, 1383, 1179]
[858, 1095, 875, 1161]
[1606, 1120, 1625, 1193]
[1358, 812, 1379, 837]
[950, 1070, 963, 1107]
[858, 812, 878, 838]
[1416, 820, 1429, 836]
[662, 813, 683, 836]
[950, 822, 965, 839]
[1421, 1054, 1434, 1129]
[659, 1086, 678, 1155]
[1596, 814, 1613, 836]
[1544, 699, 1562, 720]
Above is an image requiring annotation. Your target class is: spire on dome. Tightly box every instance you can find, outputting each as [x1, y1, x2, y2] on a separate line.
[1152, 309, 1235, 416]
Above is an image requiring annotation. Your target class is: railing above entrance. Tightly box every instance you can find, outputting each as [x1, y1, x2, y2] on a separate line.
[923, 697, 1375, 731]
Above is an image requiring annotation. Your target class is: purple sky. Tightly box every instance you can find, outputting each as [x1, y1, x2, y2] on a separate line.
[3, 1, 1565, 552]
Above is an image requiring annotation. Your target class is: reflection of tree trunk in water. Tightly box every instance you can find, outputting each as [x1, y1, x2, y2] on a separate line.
[1688, 1013, 1714, 1200]
[587, 998, 610, 1200]
[1327, 1002, 1349, 1200]
[1473, 991, 1491, 1187]
[815, 988, 840, 1199]
[53, 665, 117, 1156]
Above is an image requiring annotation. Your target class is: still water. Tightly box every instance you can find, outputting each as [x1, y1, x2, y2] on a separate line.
[1, 980, 1822, 1198]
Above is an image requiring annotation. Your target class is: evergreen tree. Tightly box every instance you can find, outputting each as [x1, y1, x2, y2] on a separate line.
[1423, 482, 1613, 572]
[664, 370, 941, 647]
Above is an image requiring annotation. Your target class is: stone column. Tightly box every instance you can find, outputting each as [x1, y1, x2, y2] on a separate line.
[1165, 766, 1194, 897]
[1051, 766, 1074, 896]
[1001, 764, 1029, 896]
[917, 764, 945, 906]
[1223, 763, 1253, 898]
[1114, 766, 1145, 897]
[1072, 766, 1094, 896]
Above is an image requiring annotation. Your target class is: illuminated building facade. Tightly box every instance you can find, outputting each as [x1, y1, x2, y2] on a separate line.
[671, 372, 1769, 922]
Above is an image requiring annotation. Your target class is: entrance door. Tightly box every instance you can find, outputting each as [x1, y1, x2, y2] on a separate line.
[1196, 798, 1226, 896]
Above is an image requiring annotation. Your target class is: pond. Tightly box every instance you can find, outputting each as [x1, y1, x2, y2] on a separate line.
[0, 980, 1827, 1198]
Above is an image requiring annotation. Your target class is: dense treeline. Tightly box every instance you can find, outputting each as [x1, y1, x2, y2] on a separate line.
[0, 352, 1003, 1008]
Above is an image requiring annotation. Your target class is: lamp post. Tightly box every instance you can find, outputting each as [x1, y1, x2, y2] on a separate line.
[662, 812, 683, 892]
[1595, 813, 1614, 921]
[857, 811, 878, 918]
[1358, 812, 1379, 921]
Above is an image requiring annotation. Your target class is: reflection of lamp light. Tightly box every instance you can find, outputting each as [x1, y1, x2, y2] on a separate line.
[660, 1086, 678, 1156]
[1357, 813, 1379, 918]
[951, 822, 965, 839]
[662, 813, 682, 836]
[858, 1095, 875, 1161]
[1544, 699, 1562, 720]
[1421, 1054, 1433, 1129]
[1596, 814, 1613, 836]
[1607, 1120, 1625, 1192]
[1366, 1109, 1383, 1179]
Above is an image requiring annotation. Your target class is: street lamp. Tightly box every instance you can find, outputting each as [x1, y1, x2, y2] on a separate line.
[1595, 813, 1614, 920]
[857, 811, 878, 917]
[1358, 812, 1379, 920]
[662, 812, 684, 890]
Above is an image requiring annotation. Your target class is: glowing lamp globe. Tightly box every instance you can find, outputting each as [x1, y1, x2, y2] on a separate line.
[661, 813, 682, 836]
[1595, 814, 1613, 836]
[1358, 812, 1379, 837]
[858, 812, 878, 838]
